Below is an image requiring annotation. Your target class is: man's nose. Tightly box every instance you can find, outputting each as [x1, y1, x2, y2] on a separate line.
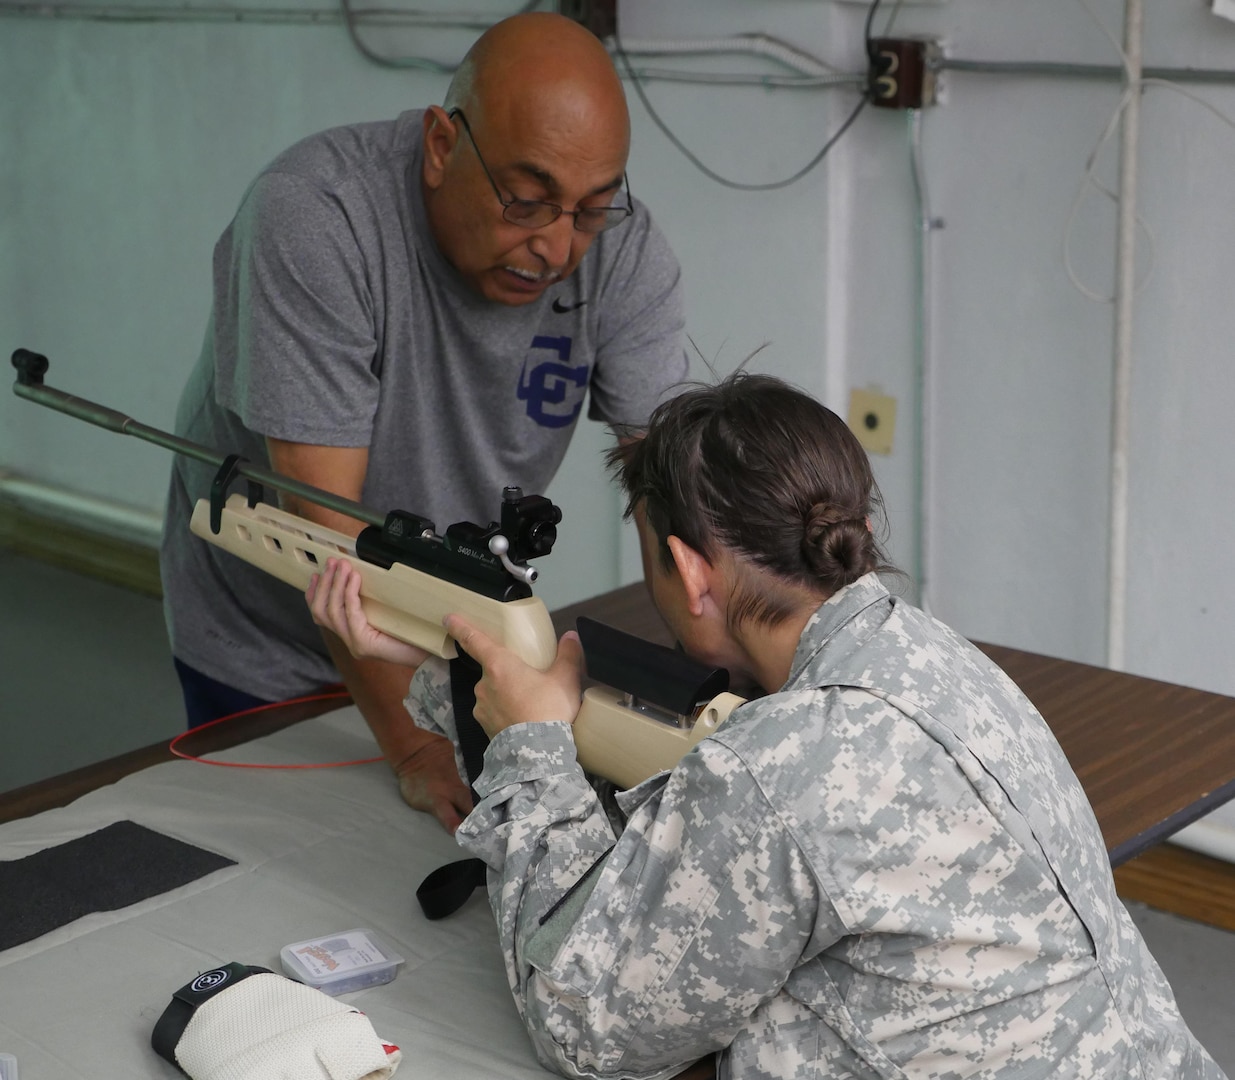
[528, 213, 577, 270]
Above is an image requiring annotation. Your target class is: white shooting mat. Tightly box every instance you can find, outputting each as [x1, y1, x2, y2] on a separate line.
[0, 707, 553, 1080]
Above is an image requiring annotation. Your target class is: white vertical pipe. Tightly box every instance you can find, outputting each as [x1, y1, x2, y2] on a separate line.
[1107, 0, 1143, 671]
[823, 98, 857, 412]
[908, 108, 935, 617]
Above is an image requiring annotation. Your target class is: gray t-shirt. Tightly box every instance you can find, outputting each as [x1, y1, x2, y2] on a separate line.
[160, 110, 687, 700]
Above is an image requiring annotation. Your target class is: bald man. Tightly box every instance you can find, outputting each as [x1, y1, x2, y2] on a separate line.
[159, 13, 687, 832]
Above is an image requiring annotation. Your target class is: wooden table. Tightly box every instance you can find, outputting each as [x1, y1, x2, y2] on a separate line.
[6, 583, 1235, 871]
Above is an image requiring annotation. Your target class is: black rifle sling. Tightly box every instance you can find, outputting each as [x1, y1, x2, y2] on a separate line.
[416, 651, 489, 920]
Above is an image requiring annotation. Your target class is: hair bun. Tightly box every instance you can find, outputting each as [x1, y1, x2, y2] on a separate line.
[802, 502, 862, 534]
[801, 503, 868, 580]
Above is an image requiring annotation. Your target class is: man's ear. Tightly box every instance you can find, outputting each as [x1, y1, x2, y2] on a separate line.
[422, 105, 456, 190]
[666, 535, 714, 617]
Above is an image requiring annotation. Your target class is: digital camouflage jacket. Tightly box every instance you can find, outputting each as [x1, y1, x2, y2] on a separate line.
[443, 574, 1225, 1080]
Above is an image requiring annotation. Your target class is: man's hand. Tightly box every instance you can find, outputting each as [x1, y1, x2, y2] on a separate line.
[392, 732, 474, 834]
[268, 438, 467, 830]
[443, 614, 584, 739]
[308, 556, 469, 832]
[307, 557, 430, 668]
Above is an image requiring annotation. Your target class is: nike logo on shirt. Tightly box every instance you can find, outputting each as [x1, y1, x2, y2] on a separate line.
[552, 298, 588, 314]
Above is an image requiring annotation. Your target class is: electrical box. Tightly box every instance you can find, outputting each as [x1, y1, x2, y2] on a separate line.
[869, 38, 941, 109]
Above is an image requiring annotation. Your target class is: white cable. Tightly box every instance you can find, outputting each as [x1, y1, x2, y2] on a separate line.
[1062, 85, 1157, 305]
[1075, 0, 1134, 79]
[0, 0, 499, 24]
[1062, 0, 1153, 307]
[1141, 77, 1235, 131]
[615, 34, 839, 77]
[1061, 57, 1235, 307]
[616, 65, 860, 89]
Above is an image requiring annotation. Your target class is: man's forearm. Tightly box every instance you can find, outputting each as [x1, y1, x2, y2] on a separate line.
[322, 630, 432, 766]
[323, 629, 473, 831]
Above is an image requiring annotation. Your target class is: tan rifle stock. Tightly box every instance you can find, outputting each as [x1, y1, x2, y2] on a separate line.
[193, 495, 742, 787]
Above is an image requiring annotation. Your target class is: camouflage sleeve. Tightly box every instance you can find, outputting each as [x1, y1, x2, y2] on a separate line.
[456, 723, 826, 1080]
[401, 656, 468, 782]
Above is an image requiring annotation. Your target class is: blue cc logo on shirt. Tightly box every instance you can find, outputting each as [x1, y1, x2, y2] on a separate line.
[518, 336, 590, 429]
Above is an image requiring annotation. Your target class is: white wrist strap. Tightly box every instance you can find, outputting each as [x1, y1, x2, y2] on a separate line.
[175, 973, 401, 1080]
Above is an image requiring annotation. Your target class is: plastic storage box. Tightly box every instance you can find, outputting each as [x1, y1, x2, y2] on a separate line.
[280, 928, 403, 996]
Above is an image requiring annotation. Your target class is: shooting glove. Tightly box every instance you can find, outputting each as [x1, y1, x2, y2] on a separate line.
[152, 963, 401, 1080]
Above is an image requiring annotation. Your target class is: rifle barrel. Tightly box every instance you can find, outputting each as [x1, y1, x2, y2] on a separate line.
[11, 348, 386, 528]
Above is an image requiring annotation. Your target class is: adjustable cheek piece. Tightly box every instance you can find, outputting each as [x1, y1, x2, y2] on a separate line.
[151, 962, 402, 1080]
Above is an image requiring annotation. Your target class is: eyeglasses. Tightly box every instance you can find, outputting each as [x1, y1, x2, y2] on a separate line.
[448, 108, 633, 235]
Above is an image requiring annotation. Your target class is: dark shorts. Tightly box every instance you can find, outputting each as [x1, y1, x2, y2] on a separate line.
[172, 658, 274, 730]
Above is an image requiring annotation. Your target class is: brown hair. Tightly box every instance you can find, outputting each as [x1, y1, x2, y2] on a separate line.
[608, 372, 895, 628]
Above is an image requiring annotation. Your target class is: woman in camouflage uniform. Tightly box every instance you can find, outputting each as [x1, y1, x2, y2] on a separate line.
[313, 372, 1226, 1080]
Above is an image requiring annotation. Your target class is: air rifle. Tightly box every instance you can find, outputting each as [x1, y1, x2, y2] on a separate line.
[11, 349, 743, 789]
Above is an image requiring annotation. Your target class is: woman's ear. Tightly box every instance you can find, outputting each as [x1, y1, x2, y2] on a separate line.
[666, 535, 713, 617]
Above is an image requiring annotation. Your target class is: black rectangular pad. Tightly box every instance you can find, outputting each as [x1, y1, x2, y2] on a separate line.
[0, 820, 236, 951]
